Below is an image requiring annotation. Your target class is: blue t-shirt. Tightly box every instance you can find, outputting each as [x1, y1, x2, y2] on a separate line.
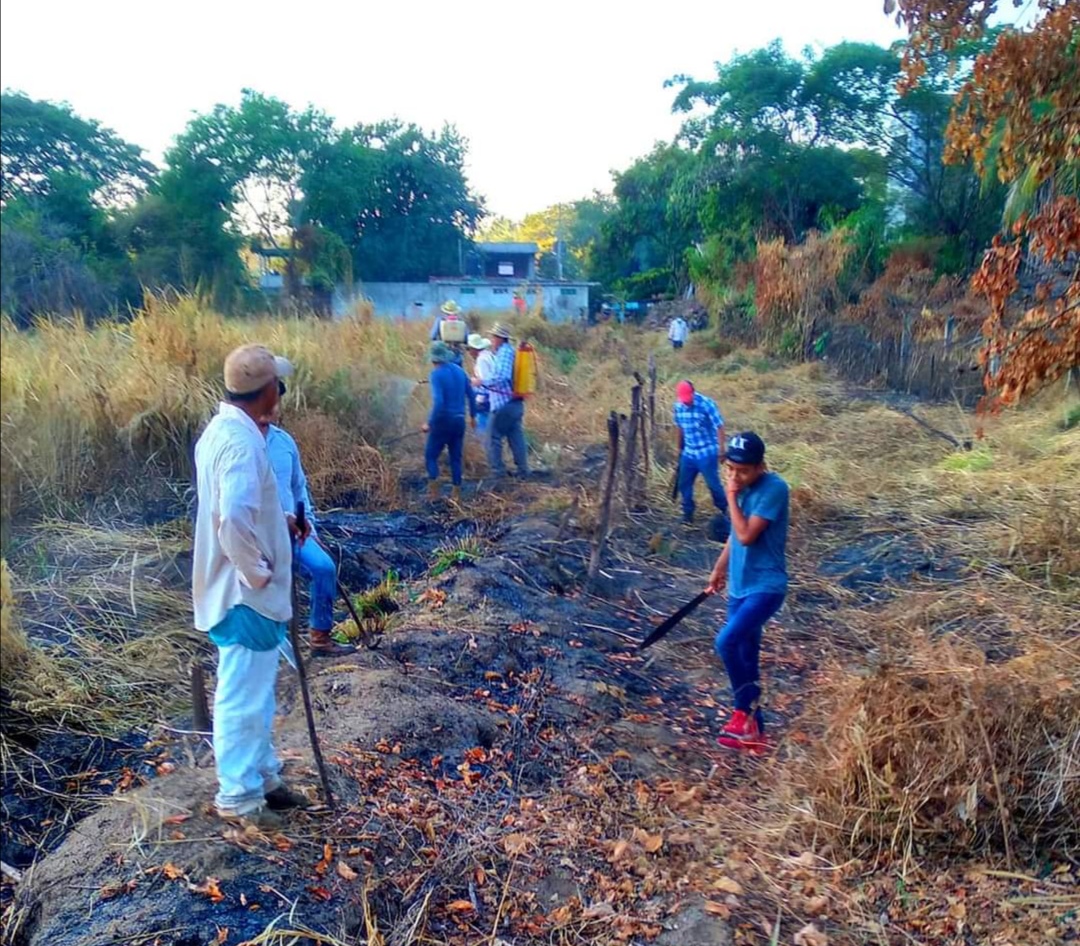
[728, 471, 789, 598]
[429, 362, 477, 423]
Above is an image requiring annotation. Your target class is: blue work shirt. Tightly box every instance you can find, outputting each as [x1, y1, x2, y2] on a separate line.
[429, 362, 477, 423]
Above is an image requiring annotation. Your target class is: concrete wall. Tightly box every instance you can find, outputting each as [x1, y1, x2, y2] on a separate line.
[335, 281, 591, 323]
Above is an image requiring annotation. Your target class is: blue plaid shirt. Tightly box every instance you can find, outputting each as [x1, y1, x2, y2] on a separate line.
[673, 393, 724, 460]
[488, 342, 516, 411]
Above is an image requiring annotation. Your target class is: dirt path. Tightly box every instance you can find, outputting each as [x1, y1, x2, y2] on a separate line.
[3, 447, 1012, 946]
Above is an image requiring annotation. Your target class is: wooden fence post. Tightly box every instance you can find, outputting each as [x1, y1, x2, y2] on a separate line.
[191, 661, 211, 733]
[634, 371, 651, 477]
[588, 413, 621, 583]
[647, 352, 658, 442]
[622, 385, 642, 509]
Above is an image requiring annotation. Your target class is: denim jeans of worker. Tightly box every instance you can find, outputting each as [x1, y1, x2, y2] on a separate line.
[678, 452, 728, 521]
[213, 643, 282, 814]
[475, 409, 490, 434]
[488, 398, 528, 475]
[714, 592, 785, 730]
[296, 537, 337, 632]
[425, 415, 467, 485]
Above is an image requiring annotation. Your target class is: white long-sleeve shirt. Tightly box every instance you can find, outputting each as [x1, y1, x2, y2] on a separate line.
[473, 349, 496, 386]
[266, 425, 317, 534]
[668, 318, 689, 343]
[192, 402, 293, 631]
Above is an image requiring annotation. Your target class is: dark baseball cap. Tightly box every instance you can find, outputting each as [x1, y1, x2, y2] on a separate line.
[726, 431, 766, 465]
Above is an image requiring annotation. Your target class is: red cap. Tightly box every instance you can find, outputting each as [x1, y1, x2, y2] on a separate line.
[675, 380, 695, 405]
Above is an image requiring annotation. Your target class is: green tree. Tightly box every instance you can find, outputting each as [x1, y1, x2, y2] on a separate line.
[306, 121, 482, 282]
[1, 91, 154, 205]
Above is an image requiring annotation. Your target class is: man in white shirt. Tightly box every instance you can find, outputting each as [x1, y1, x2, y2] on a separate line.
[467, 332, 495, 433]
[192, 344, 311, 829]
[668, 316, 689, 350]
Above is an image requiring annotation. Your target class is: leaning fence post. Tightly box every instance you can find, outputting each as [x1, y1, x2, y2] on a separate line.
[588, 412, 620, 583]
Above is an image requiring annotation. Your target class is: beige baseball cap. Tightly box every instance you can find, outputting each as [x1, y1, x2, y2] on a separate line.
[223, 344, 294, 395]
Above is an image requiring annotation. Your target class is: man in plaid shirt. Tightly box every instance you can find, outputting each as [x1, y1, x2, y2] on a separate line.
[482, 322, 528, 476]
[673, 380, 728, 528]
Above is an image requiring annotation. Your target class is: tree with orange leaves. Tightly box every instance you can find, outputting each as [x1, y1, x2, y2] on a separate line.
[890, 0, 1079, 409]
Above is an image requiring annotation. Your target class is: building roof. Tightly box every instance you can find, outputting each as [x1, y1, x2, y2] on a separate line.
[476, 242, 539, 255]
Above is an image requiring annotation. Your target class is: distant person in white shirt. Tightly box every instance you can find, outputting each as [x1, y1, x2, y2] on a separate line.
[467, 332, 495, 433]
[192, 344, 311, 830]
[668, 315, 689, 350]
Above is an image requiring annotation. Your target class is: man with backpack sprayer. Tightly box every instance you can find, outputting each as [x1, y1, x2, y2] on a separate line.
[704, 432, 790, 753]
[430, 300, 467, 366]
[484, 322, 535, 477]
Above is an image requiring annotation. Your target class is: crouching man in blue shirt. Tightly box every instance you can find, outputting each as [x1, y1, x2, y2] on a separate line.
[704, 432, 789, 753]
[262, 389, 356, 659]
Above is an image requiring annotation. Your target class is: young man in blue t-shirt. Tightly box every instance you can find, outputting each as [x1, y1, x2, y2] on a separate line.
[704, 432, 789, 752]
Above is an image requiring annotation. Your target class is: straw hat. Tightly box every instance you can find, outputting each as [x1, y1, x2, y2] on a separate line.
[441, 300, 462, 316]
[490, 322, 513, 340]
[466, 333, 491, 351]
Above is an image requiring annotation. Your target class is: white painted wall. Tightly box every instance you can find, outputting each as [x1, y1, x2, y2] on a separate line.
[333, 281, 591, 322]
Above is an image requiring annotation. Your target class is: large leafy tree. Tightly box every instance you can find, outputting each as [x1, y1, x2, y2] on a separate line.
[0, 92, 153, 322]
[891, 0, 1079, 407]
[306, 121, 482, 283]
[592, 143, 702, 298]
[1, 91, 154, 205]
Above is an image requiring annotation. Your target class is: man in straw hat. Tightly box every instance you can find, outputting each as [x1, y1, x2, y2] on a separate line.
[192, 344, 311, 829]
[485, 322, 528, 477]
[422, 340, 477, 502]
[430, 300, 467, 366]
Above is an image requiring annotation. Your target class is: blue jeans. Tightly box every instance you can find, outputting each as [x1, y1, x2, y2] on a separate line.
[488, 399, 528, 475]
[678, 452, 727, 521]
[714, 592, 785, 728]
[475, 410, 490, 433]
[296, 538, 337, 632]
[426, 415, 467, 485]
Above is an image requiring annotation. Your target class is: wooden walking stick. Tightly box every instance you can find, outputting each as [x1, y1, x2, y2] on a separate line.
[290, 501, 335, 809]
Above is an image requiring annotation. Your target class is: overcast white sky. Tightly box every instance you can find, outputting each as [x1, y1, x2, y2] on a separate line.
[1, 0, 906, 219]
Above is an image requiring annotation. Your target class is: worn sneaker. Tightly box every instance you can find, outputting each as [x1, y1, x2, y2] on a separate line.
[264, 784, 312, 811]
[217, 805, 283, 830]
[722, 710, 749, 735]
[717, 711, 767, 752]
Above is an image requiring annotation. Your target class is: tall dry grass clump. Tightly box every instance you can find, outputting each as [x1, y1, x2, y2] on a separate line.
[0, 297, 437, 534]
[791, 632, 1079, 869]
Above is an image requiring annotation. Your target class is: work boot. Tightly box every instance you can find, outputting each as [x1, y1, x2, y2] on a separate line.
[264, 783, 312, 811]
[310, 630, 357, 657]
[217, 805, 283, 831]
[427, 480, 441, 502]
[450, 485, 462, 503]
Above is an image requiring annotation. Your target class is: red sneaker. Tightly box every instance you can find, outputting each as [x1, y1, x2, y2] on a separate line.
[722, 710, 748, 735]
[717, 712, 767, 752]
